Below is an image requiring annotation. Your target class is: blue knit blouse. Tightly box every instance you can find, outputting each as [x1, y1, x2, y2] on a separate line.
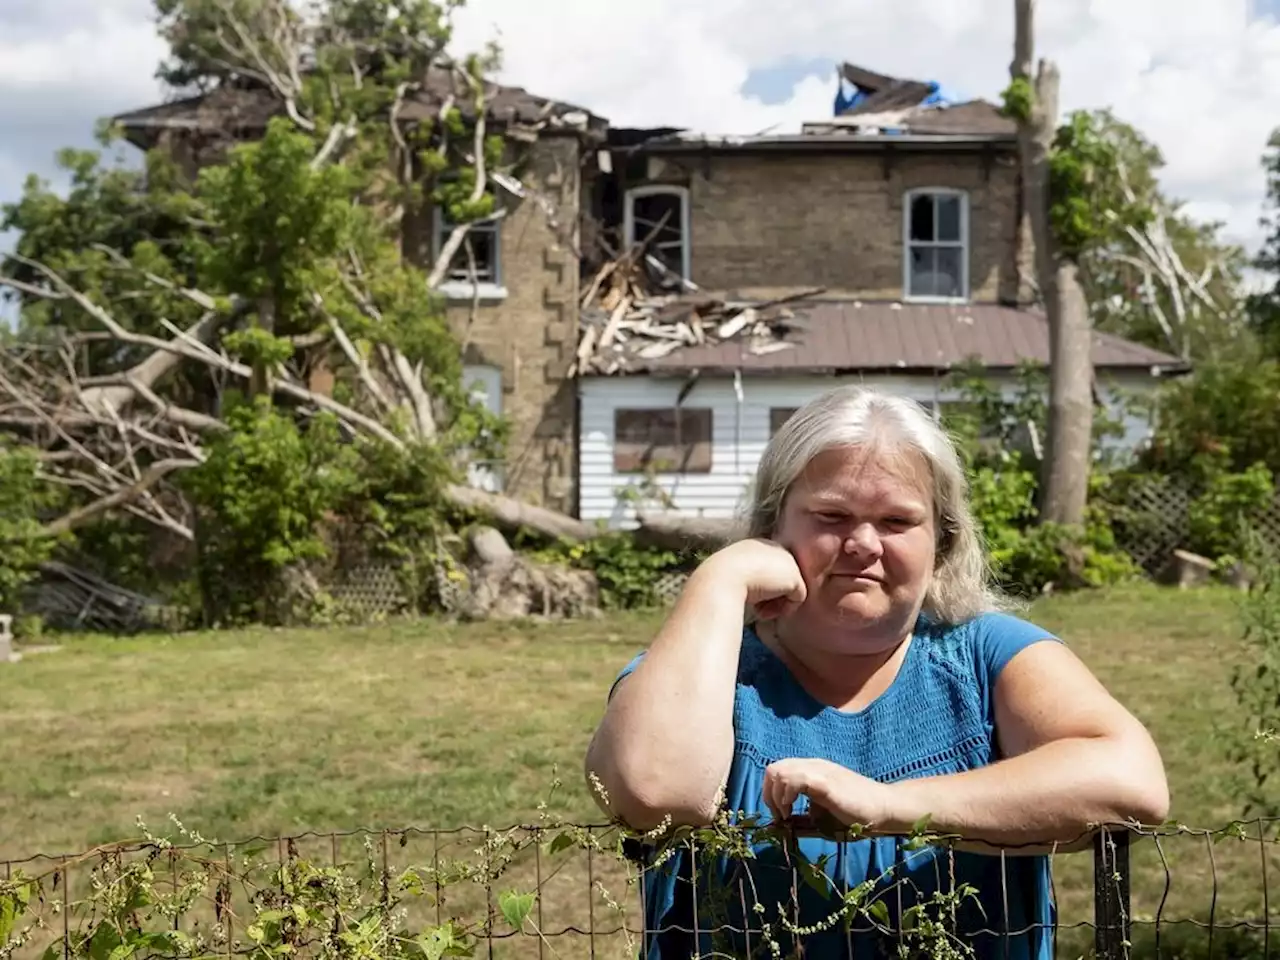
[611, 611, 1060, 960]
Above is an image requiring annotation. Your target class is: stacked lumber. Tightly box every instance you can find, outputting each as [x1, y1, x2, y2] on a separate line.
[571, 252, 820, 376]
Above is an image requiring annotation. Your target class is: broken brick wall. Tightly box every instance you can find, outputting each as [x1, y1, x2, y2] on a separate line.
[407, 133, 584, 514]
[638, 148, 1034, 305]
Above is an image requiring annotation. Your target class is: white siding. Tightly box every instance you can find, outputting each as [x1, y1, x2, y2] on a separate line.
[578, 372, 1159, 527]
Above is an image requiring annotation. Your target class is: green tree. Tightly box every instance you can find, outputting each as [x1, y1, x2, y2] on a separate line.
[1248, 129, 1280, 356]
[1070, 112, 1248, 361]
[0, 0, 516, 621]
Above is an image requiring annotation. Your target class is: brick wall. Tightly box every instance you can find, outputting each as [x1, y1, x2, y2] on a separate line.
[147, 117, 586, 516]
[645, 149, 1029, 304]
[436, 135, 582, 513]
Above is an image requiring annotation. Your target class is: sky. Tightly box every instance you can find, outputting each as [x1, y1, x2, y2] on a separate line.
[2, 0, 1279, 320]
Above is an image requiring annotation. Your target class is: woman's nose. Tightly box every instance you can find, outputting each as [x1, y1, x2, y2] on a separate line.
[843, 523, 882, 556]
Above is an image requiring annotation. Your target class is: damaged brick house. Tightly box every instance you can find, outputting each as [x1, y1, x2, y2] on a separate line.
[114, 62, 1185, 526]
[114, 68, 608, 515]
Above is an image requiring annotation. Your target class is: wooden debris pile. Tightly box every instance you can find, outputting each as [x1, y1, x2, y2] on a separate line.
[571, 250, 821, 376]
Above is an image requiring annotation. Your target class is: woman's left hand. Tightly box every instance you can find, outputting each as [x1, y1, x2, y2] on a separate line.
[763, 758, 896, 831]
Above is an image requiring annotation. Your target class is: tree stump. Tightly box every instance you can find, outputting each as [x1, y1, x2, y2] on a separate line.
[456, 527, 599, 621]
[1162, 549, 1215, 589]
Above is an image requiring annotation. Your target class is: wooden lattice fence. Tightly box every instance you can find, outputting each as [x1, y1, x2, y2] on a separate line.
[1108, 474, 1280, 575]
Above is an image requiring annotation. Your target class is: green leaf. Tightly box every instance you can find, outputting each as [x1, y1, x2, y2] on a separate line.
[498, 890, 535, 931]
[867, 901, 891, 928]
[799, 862, 830, 897]
[548, 832, 576, 855]
[88, 923, 123, 960]
[419, 925, 453, 960]
[0, 893, 18, 946]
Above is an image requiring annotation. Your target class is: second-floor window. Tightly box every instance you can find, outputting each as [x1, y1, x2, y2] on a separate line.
[624, 185, 691, 281]
[433, 208, 503, 290]
[904, 189, 969, 301]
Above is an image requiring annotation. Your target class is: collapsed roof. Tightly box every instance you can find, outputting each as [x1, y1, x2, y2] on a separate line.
[113, 65, 607, 151]
[628, 61, 1016, 154]
[808, 61, 1017, 138]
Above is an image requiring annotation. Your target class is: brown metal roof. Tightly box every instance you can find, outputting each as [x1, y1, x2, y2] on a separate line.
[113, 67, 604, 145]
[620, 301, 1187, 376]
[892, 101, 1016, 137]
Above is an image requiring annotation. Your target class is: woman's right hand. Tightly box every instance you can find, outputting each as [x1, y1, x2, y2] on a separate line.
[700, 538, 807, 620]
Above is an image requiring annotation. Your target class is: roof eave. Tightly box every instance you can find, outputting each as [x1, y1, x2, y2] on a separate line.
[588, 360, 1192, 378]
[639, 134, 1017, 155]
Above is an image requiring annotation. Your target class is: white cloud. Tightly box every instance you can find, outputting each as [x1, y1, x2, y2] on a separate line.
[0, 0, 1275, 265]
[450, 0, 1280, 255]
[0, 0, 165, 101]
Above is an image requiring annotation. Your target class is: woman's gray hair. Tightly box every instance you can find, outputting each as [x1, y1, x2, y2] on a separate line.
[743, 385, 1002, 624]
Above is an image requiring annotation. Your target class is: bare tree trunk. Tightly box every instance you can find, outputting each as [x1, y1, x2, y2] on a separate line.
[1012, 0, 1093, 526]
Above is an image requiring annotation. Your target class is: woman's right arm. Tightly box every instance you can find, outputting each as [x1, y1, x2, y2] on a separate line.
[583, 541, 805, 830]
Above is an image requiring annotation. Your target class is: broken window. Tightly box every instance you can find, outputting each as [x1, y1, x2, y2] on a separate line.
[434, 210, 502, 287]
[904, 190, 968, 300]
[624, 185, 690, 280]
[614, 407, 712, 474]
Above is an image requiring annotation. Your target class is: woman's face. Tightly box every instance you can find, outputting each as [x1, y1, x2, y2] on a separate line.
[773, 443, 937, 648]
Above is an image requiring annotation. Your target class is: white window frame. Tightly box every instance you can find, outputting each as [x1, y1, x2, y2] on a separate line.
[902, 188, 970, 303]
[432, 207, 508, 303]
[461, 364, 505, 493]
[623, 184, 691, 281]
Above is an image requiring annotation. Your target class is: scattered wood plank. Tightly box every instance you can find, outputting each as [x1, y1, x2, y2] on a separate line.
[572, 248, 825, 376]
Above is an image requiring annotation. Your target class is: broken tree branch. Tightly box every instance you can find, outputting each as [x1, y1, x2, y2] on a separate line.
[40, 458, 199, 539]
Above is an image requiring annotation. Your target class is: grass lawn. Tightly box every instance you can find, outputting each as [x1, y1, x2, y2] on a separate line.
[1, 582, 1275, 956]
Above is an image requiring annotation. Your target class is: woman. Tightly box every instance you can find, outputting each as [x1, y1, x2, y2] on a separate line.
[584, 386, 1168, 960]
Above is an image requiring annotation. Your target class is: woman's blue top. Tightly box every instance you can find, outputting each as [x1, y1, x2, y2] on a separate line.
[610, 611, 1060, 960]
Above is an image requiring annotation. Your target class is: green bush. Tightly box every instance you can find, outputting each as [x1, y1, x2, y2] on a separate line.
[1143, 357, 1280, 479]
[0, 444, 60, 616]
[1187, 462, 1275, 564]
[182, 399, 362, 626]
[532, 533, 695, 610]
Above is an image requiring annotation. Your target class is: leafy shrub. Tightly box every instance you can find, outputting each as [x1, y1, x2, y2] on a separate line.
[1230, 534, 1280, 816]
[532, 533, 695, 610]
[952, 383, 1138, 596]
[1187, 462, 1275, 564]
[1142, 357, 1280, 479]
[182, 399, 362, 625]
[335, 439, 462, 610]
[0, 444, 60, 617]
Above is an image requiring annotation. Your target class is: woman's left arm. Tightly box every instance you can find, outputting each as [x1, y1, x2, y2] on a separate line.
[765, 641, 1170, 849]
[883, 640, 1170, 846]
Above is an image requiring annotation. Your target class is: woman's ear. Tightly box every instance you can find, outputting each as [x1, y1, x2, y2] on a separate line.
[935, 512, 957, 566]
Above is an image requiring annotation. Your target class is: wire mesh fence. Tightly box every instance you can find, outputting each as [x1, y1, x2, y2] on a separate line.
[1, 820, 1277, 960]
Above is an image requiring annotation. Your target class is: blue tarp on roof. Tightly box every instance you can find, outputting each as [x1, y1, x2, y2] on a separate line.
[832, 78, 955, 117]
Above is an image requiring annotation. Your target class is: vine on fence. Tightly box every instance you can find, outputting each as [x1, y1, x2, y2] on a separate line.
[0, 781, 989, 960]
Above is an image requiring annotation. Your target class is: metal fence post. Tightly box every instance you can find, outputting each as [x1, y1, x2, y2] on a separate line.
[1094, 828, 1132, 960]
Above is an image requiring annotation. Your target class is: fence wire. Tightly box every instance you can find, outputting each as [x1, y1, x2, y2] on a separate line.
[1, 820, 1277, 960]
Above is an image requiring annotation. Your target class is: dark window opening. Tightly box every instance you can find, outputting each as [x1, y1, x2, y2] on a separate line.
[614, 407, 713, 474]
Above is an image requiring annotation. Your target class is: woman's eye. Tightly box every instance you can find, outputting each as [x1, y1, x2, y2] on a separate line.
[815, 513, 845, 524]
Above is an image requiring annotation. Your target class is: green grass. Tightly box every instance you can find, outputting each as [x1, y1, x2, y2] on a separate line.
[0, 582, 1274, 954]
